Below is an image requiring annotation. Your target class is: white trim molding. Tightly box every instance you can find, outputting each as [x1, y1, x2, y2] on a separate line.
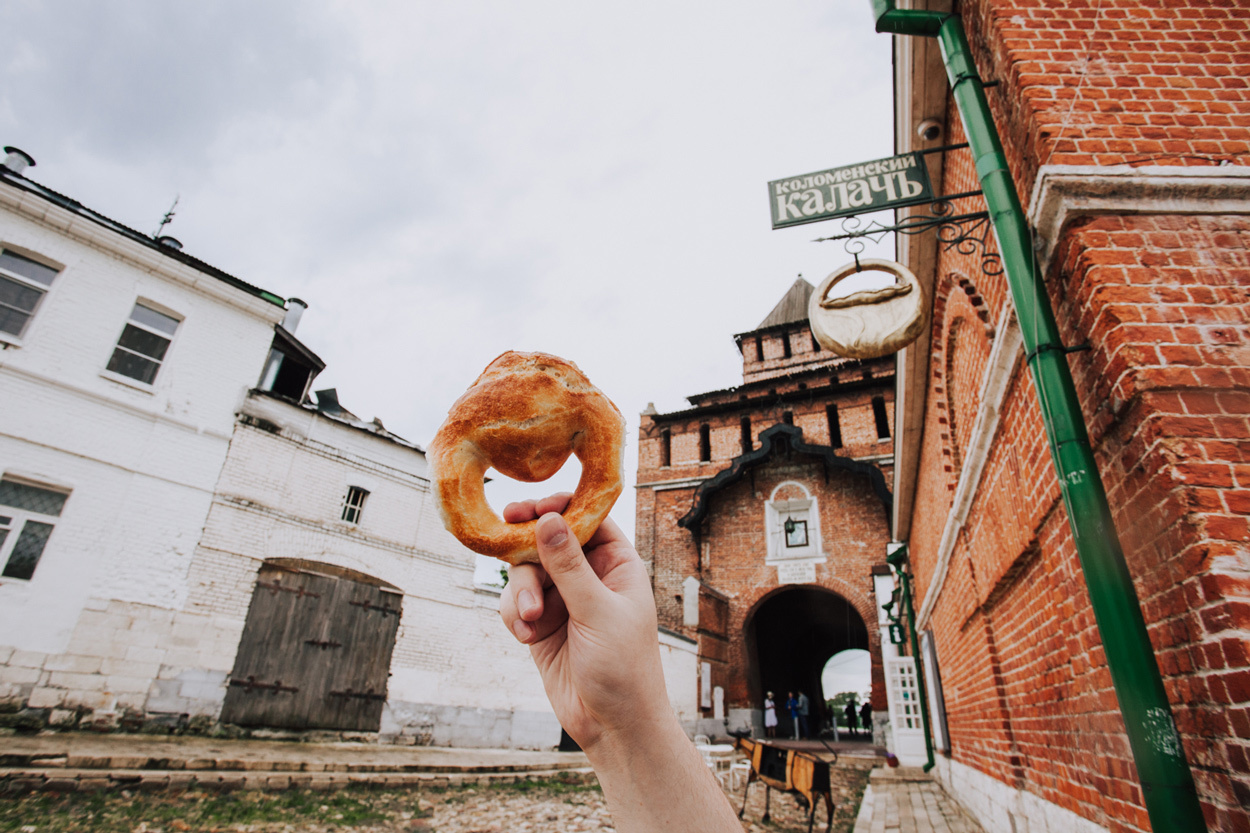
[1028, 164, 1250, 270]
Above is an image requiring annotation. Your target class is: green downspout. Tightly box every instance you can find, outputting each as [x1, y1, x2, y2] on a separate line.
[887, 545, 936, 772]
[869, 3, 1208, 831]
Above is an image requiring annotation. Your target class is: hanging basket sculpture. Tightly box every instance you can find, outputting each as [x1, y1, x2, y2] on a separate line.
[808, 258, 928, 359]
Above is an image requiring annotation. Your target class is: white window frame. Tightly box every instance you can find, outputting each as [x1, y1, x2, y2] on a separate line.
[0, 477, 70, 582]
[886, 657, 923, 731]
[103, 299, 182, 387]
[765, 481, 823, 563]
[0, 247, 61, 346]
[341, 486, 370, 524]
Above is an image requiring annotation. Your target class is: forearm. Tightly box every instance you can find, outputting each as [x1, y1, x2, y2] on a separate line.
[586, 710, 741, 833]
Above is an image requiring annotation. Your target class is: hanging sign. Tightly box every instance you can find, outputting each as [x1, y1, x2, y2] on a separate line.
[768, 152, 934, 229]
[809, 258, 928, 359]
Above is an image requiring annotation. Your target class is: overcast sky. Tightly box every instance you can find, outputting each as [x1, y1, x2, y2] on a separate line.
[5, 1, 896, 541]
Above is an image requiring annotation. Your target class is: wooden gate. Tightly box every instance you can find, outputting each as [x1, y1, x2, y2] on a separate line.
[220, 562, 401, 731]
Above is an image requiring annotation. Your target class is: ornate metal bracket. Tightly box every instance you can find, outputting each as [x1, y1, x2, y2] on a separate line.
[813, 189, 1002, 278]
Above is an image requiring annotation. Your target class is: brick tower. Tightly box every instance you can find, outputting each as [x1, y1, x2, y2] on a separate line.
[636, 277, 895, 736]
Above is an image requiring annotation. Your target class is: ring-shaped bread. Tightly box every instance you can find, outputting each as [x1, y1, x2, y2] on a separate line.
[428, 351, 626, 565]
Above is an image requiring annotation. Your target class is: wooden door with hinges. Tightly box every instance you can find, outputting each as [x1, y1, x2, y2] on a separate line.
[220, 563, 401, 731]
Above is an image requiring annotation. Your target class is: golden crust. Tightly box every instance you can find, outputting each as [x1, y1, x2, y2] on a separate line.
[428, 351, 626, 565]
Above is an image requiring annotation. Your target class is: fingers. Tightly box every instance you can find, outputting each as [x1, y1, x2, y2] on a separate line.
[502, 492, 573, 524]
[535, 512, 610, 622]
[500, 562, 546, 641]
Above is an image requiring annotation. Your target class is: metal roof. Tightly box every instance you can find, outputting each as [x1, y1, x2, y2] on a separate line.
[0, 168, 285, 308]
[754, 277, 814, 330]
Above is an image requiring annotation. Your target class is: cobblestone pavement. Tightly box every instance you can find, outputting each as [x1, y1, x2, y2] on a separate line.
[852, 770, 984, 833]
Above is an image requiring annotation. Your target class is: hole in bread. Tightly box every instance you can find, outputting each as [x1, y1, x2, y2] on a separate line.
[482, 455, 584, 520]
[824, 268, 896, 301]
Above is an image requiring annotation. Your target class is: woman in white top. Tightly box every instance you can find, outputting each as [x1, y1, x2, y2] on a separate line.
[763, 691, 778, 737]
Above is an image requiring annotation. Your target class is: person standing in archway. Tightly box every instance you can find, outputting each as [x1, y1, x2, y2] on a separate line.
[844, 698, 859, 738]
[796, 690, 810, 739]
[763, 691, 778, 738]
[786, 691, 799, 739]
[860, 701, 873, 741]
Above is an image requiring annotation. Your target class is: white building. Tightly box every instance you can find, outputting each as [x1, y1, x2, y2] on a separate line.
[181, 388, 558, 747]
[0, 150, 559, 747]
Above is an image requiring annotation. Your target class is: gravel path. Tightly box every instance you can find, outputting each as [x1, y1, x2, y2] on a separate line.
[1, 760, 872, 833]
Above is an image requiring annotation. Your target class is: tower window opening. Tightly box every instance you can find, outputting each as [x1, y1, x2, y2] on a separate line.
[782, 411, 794, 426]
[827, 405, 843, 449]
[740, 416, 752, 453]
[754, 335, 763, 362]
[782, 332, 791, 359]
[698, 424, 711, 462]
[872, 396, 891, 440]
[660, 428, 671, 467]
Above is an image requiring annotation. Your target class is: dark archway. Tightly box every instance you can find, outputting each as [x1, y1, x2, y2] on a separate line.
[744, 585, 868, 736]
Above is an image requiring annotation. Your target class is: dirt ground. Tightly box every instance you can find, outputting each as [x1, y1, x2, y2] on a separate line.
[0, 762, 871, 833]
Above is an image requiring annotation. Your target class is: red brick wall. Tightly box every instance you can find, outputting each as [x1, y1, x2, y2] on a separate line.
[903, 2, 1250, 829]
[965, 0, 1250, 190]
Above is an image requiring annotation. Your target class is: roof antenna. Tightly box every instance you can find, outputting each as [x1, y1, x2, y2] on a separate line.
[153, 194, 179, 238]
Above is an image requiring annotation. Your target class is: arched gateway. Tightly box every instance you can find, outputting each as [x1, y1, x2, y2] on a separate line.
[745, 585, 869, 735]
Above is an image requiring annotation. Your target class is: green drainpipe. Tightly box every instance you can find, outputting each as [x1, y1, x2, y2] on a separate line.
[887, 545, 936, 772]
[869, 3, 1208, 831]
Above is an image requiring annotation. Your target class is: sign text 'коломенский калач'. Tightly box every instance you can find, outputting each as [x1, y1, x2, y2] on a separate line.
[768, 152, 934, 229]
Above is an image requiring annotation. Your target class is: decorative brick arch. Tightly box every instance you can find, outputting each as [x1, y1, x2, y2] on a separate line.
[929, 272, 995, 488]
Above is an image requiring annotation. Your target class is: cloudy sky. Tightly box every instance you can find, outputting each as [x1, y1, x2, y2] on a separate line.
[5, 0, 896, 539]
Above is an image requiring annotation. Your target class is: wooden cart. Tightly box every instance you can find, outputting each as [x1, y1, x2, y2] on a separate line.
[735, 737, 836, 833]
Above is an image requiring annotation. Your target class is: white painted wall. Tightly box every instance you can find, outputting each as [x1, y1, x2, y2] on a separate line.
[171, 392, 558, 746]
[659, 627, 698, 723]
[0, 181, 283, 673]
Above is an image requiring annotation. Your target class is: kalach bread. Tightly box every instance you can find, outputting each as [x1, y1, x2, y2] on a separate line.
[428, 351, 626, 565]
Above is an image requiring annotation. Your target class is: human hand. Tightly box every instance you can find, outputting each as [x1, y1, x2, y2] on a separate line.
[499, 493, 740, 832]
[498, 493, 669, 752]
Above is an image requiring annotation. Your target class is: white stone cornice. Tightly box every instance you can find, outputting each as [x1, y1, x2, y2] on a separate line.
[1028, 164, 1250, 270]
[637, 476, 710, 492]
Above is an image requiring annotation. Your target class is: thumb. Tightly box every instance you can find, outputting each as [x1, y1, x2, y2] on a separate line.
[535, 512, 608, 622]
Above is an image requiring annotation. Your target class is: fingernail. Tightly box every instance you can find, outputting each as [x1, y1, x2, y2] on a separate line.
[512, 619, 534, 643]
[537, 514, 568, 547]
[518, 589, 537, 616]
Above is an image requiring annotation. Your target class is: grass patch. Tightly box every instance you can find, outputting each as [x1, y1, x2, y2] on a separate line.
[0, 788, 388, 832]
[0, 776, 599, 833]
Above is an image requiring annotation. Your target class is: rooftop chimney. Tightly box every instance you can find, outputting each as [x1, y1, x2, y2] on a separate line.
[3, 147, 35, 175]
[282, 298, 307, 333]
[155, 235, 183, 250]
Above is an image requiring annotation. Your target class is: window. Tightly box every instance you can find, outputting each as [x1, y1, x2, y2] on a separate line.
[659, 428, 671, 467]
[784, 518, 808, 548]
[740, 416, 752, 454]
[106, 301, 180, 384]
[341, 486, 369, 524]
[0, 249, 59, 340]
[0, 478, 69, 581]
[872, 396, 891, 440]
[827, 405, 843, 449]
[888, 658, 923, 730]
[754, 335, 763, 362]
[782, 331, 791, 359]
[698, 424, 711, 462]
[782, 410, 794, 425]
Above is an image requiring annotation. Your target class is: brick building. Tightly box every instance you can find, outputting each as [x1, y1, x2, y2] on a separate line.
[878, 1, 1250, 831]
[635, 278, 898, 741]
